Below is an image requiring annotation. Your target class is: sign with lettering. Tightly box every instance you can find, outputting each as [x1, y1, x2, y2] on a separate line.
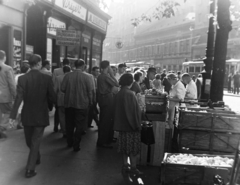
[47, 17, 66, 36]
[55, 0, 87, 21]
[56, 30, 81, 46]
[87, 12, 107, 32]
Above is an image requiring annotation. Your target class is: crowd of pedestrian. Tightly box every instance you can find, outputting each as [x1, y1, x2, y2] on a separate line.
[0, 49, 205, 178]
[228, 72, 240, 94]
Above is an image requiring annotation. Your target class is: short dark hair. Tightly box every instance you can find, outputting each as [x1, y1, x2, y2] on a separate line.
[63, 65, 71, 73]
[20, 65, 29, 73]
[100, 60, 110, 69]
[92, 66, 99, 72]
[28, 54, 42, 67]
[118, 63, 127, 68]
[0, 50, 6, 60]
[134, 71, 142, 82]
[42, 60, 50, 67]
[119, 73, 133, 86]
[63, 58, 70, 66]
[177, 71, 181, 75]
[155, 74, 161, 80]
[75, 59, 85, 68]
[111, 66, 116, 69]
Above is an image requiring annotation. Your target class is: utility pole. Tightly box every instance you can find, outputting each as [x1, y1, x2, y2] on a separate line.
[201, 0, 216, 100]
[210, 0, 232, 102]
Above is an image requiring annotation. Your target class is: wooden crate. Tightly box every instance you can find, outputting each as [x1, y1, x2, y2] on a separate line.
[179, 128, 240, 154]
[161, 153, 233, 185]
[138, 122, 171, 166]
[145, 95, 167, 113]
[143, 113, 167, 122]
[179, 110, 240, 132]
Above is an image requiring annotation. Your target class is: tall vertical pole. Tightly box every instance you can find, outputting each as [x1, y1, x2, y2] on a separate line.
[210, 0, 232, 102]
[201, 0, 216, 100]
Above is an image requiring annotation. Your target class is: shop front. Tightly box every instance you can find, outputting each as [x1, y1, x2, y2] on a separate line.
[0, 0, 26, 69]
[25, 0, 110, 72]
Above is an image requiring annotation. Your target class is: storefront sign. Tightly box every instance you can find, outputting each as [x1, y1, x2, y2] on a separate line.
[55, 0, 87, 21]
[43, 0, 52, 3]
[47, 17, 66, 36]
[82, 33, 91, 44]
[26, 45, 34, 54]
[87, 12, 107, 32]
[56, 30, 80, 46]
[93, 38, 101, 47]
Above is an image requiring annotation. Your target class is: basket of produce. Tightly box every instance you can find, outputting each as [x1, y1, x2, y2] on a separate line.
[161, 153, 234, 185]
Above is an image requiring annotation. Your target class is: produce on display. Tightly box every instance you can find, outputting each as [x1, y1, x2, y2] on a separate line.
[166, 154, 234, 167]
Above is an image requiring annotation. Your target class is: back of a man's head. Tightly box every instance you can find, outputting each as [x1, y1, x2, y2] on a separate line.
[92, 66, 99, 72]
[74, 59, 85, 69]
[100, 60, 110, 69]
[63, 65, 71, 73]
[0, 50, 6, 60]
[182, 73, 190, 78]
[63, 58, 70, 66]
[29, 54, 42, 67]
[42, 60, 50, 67]
[21, 65, 30, 74]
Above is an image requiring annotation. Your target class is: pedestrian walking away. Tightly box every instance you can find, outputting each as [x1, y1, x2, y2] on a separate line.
[10, 54, 56, 178]
[61, 59, 93, 152]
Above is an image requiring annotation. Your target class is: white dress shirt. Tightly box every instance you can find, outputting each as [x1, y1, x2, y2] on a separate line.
[185, 80, 197, 100]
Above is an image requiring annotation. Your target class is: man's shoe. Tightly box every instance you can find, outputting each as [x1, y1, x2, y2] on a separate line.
[96, 144, 113, 149]
[62, 134, 67, 138]
[25, 170, 37, 178]
[88, 125, 94, 128]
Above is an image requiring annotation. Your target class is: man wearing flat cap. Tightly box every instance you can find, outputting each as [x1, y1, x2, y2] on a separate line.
[141, 67, 156, 90]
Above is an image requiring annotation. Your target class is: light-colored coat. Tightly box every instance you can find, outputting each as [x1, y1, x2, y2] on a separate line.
[0, 64, 16, 103]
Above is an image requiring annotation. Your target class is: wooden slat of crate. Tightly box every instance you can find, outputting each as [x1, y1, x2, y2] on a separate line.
[161, 163, 205, 185]
[150, 121, 166, 166]
[143, 113, 167, 122]
[213, 115, 240, 131]
[161, 153, 233, 185]
[179, 129, 240, 154]
[179, 111, 213, 129]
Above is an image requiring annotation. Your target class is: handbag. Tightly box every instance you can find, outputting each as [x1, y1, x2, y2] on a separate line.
[141, 122, 155, 145]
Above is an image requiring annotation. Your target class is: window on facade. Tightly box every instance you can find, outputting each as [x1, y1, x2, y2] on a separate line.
[195, 66, 201, 73]
[189, 66, 195, 72]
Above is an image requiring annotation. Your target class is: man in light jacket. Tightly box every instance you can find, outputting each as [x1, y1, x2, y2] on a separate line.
[0, 50, 16, 138]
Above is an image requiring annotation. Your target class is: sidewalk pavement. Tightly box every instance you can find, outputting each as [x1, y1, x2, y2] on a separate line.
[0, 118, 159, 185]
[224, 90, 240, 97]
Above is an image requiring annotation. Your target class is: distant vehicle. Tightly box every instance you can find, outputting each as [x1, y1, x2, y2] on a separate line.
[182, 59, 240, 87]
[182, 61, 204, 77]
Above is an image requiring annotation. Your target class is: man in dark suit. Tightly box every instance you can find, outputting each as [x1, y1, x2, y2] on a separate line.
[10, 54, 56, 178]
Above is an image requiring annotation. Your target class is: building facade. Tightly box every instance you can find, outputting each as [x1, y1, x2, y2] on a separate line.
[0, 0, 111, 71]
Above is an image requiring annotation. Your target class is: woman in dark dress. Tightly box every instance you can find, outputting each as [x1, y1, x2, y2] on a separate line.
[114, 74, 142, 175]
[130, 71, 143, 94]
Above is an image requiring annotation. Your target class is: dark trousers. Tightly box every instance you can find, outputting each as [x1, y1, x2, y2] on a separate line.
[54, 106, 59, 128]
[24, 126, 45, 170]
[65, 107, 87, 149]
[97, 94, 114, 145]
[234, 84, 239, 94]
[88, 103, 99, 127]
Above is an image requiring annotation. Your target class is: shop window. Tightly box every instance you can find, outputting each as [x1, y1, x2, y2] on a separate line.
[13, 30, 22, 73]
[195, 66, 201, 73]
[189, 66, 194, 72]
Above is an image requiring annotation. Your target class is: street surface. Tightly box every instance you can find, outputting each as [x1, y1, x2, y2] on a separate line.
[223, 93, 240, 112]
[0, 118, 159, 185]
